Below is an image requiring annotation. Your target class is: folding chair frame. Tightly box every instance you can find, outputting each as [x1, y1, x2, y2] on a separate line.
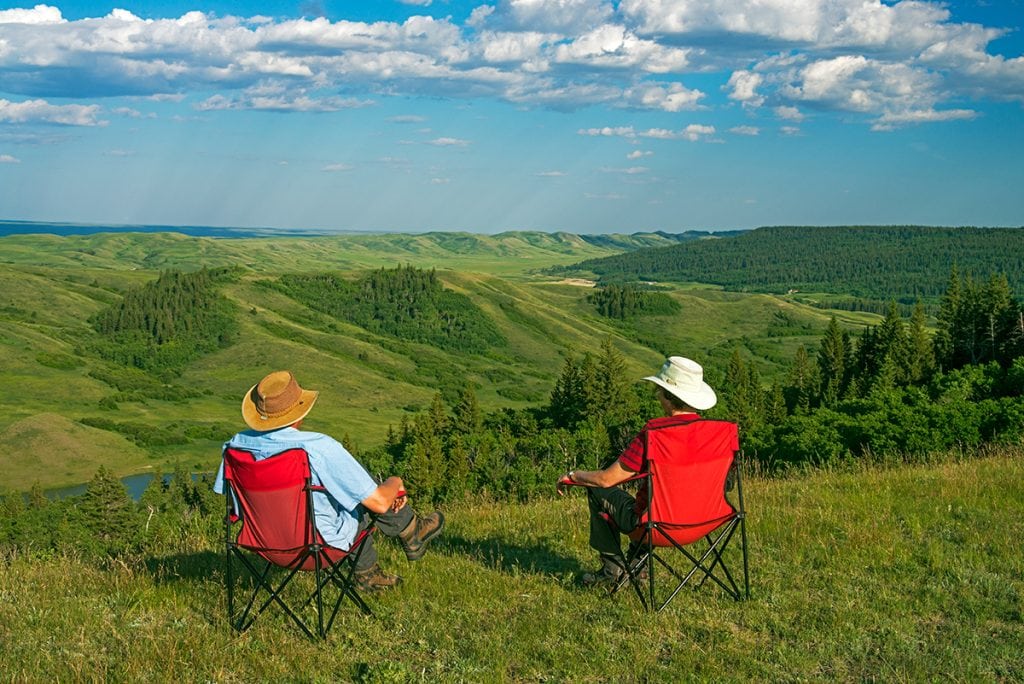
[224, 459, 375, 640]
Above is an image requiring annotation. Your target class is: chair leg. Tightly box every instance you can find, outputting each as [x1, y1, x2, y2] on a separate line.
[740, 515, 750, 600]
[232, 551, 319, 640]
[314, 548, 326, 639]
[226, 544, 235, 629]
[610, 547, 649, 611]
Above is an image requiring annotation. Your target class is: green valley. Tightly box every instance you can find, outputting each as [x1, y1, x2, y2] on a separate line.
[0, 228, 848, 490]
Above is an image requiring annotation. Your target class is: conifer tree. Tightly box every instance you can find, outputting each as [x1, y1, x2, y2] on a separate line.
[765, 383, 787, 425]
[725, 349, 759, 425]
[981, 274, 1019, 365]
[549, 350, 600, 428]
[451, 384, 483, 436]
[786, 345, 817, 412]
[935, 266, 968, 369]
[818, 317, 850, 407]
[595, 337, 633, 422]
[442, 435, 473, 500]
[80, 466, 138, 553]
[403, 414, 445, 503]
[426, 392, 449, 436]
[27, 482, 48, 510]
[907, 301, 935, 384]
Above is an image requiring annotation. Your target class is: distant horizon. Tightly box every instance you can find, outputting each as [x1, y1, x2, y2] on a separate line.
[3, 217, 1023, 240]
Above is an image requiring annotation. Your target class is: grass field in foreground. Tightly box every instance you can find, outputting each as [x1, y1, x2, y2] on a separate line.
[1, 449, 1021, 682]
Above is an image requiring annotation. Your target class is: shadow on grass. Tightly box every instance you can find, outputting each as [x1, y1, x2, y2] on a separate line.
[145, 549, 224, 584]
[433, 532, 584, 579]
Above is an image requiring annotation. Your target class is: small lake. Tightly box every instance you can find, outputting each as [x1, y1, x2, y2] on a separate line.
[44, 473, 208, 502]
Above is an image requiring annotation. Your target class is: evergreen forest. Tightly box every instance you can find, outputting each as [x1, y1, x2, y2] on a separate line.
[89, 267, 239, 372]
[587, 283, 681, 319]
[562, 225, 1024, 302]
[268, 265, 506, 353]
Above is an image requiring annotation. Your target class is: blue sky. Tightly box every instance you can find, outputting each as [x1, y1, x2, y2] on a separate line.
[0, 0, 1022, 234]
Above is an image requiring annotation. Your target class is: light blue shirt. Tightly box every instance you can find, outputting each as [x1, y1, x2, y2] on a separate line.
[214, 427, 378, 550]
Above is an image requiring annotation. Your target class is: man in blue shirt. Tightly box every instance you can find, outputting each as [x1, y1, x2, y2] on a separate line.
[214, 370, 445, 591]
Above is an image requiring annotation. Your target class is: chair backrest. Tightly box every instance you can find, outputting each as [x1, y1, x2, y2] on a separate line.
[638, 419, 740, 546]
[223, 447, 319, 567]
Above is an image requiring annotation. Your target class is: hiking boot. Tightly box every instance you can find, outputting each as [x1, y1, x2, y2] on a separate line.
[398, 511, 445, 561]
[354, 564, 402, 592]
[581, 555, 648, 587]
[582, 554, 624, 587]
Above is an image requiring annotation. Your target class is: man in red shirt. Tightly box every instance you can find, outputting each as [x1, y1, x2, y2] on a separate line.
[557, 356, 718, 586]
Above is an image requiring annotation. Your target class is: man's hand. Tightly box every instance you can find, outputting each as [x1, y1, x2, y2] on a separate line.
[362, 476, 406, 515]
[391, 490, 408, 513]
[556, 472, 575, 496]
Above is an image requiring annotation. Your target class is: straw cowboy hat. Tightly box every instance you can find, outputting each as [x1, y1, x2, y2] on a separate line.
[241, 370, 319, 431]
[643, 356, 717, 410]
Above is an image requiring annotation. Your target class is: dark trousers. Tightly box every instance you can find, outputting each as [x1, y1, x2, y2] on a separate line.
[353, 504, 415, 571]
[586, 487, 640, 557]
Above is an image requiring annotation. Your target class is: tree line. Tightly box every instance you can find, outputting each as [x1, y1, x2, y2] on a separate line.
[587, 283, 681, 320]
[718, 269, 1024, 467]
[563, 226, 1024, 303]
[88, 267, 238, 373]
[267, 265, 506, 354]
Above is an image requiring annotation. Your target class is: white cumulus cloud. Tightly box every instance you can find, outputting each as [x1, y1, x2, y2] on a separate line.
[0, 0, 1015, 129]
[0, 98, 104, 126]
[0, 5, 64, 25]
[427, 137, 471, 146]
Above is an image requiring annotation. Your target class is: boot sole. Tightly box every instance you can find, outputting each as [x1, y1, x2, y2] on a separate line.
[405, 512, 446, 561]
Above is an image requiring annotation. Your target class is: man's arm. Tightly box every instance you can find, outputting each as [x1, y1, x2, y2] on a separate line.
[557, 460, 635, 493]
[361, 475, 405, 514]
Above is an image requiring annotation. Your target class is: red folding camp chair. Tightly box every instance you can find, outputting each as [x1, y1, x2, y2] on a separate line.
[222, 446, 375, 639]
[588, 419, 749, 612]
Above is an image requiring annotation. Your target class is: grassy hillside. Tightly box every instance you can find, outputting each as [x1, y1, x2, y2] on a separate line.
[0, 230, 690, 276]
[1, 450, 1020, 681]
[0, 231, 872, 491]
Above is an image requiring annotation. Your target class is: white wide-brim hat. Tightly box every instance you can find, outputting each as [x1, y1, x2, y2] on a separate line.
[643, 356, 717, 410]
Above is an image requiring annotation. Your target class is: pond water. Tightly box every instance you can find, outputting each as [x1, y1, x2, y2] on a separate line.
[44, 473, 208, 502]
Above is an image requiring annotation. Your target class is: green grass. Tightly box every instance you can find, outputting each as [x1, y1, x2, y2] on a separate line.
[2, 449, 1021, 681]
[0, 231, 663, 277]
